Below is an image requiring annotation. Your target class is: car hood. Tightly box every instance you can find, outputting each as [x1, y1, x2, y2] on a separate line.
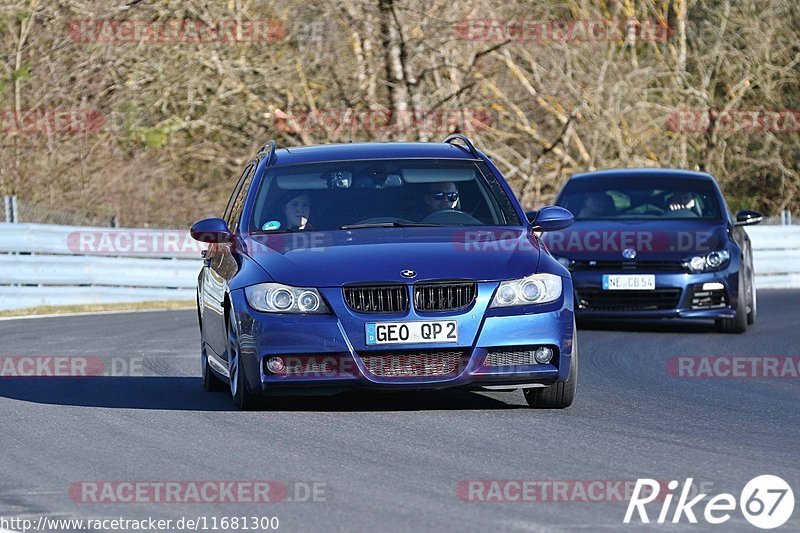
[542, 219, 729, 261]
[243, 227, 541, 286]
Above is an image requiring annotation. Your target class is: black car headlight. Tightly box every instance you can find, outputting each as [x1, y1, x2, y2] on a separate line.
[245, 283, 329, 313]
[490, 273, 562, 307]
[554, 256, 573, 270]
[683, 250, 731, 272]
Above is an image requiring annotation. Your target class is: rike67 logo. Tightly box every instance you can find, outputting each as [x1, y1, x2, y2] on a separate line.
[624, 475, 794, 529]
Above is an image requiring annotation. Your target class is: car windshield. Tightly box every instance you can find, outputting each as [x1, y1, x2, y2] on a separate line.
[557, 175, 722, 220]
[249, 158, 521, 232]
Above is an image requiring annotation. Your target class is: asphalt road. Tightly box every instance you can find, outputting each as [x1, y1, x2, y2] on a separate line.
[1, 291, 798, 532]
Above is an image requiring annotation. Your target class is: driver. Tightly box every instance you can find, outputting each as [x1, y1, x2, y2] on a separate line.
[424, 182, 459, 213]
[668, 191, 697, 212]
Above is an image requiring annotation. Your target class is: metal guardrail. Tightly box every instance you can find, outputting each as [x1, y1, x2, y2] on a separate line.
[0, 223, 797, 312]
[0, 223, 201, 311]
[744, 226, 800, 289]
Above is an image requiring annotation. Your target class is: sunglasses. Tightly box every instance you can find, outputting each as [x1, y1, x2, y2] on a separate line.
[430, 191, 459, 202]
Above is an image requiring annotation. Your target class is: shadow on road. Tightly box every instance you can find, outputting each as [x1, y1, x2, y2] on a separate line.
[578, 318, 717, 334]
[0, 377, 522, 412]
[0, 377, 235, 411]
[269, 389, 522, 412]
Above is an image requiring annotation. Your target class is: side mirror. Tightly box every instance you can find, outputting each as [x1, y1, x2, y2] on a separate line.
[526, 206, 574, 232]
[734, 210, 763, 226]
[191, 217, 234, 243]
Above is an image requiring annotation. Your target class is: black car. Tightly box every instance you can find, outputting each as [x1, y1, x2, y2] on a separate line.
[546, 169, 762, 333]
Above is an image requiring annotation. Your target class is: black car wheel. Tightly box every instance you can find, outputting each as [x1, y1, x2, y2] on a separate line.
[746, 265, 757, 326]
[524, 326, 578, 409]
[716, 272, 748, 334]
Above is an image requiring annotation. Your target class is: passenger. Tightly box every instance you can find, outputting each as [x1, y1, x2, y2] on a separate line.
[578, 192, 615, 218]
[283, 192, 311, 230]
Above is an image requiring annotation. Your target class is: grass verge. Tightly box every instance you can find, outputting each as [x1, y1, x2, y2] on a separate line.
[0, 300, 195, 318]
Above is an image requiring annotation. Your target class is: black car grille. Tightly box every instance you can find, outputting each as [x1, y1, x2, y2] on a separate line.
[344, 285, 408, 313]
[359, 349, 467, 377]
[572, 260, 686, 272]
[484, 346, 550, 367]
[690, 286, 728, 309]
[283, 358, 337, 375]
[413, 282, 476, 311]
[577, 288, 682, 311]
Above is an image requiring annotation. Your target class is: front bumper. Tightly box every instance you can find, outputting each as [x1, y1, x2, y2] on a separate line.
[571, 268, 741, 320]
[228, 279, 575, 396]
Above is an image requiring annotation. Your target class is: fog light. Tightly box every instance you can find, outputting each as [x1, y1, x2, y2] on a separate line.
[266, 356, 285, 374]
[534, 347, 554, 364]
[702, 282, 724, 291]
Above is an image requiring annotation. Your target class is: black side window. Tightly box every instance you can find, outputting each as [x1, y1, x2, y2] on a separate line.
[223, 166, 250, 224]
[477, 162, 521, 225]
[225, 164, 256, 232]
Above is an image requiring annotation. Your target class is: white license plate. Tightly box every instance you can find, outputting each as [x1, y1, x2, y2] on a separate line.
[366, 321, 458, 345]
[602, 274, 655, 290]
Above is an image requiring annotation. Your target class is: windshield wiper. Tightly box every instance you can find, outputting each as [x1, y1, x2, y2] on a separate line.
[339, 222, 443, 230]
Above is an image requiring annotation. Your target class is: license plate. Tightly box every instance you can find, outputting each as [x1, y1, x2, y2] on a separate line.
[602, 274, 655, 290]
[366, 321, 458, 345]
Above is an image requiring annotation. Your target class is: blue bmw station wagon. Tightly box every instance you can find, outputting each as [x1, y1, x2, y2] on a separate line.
[192, 135, 577, 409]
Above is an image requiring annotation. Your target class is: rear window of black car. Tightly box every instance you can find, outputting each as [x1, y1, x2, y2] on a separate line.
[557, 176, 722, 220]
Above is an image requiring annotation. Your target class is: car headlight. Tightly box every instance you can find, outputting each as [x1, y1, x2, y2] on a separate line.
[245, 283, 329, 313]
[490, 273, 562, 307]
[706, 250, 730, 268]
[554, 256, 573, 270]
[684, 250, 731, 272]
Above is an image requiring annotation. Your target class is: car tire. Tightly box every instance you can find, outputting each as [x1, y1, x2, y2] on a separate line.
[715, 274, 748, 334]
[523, 328, 578, 409]
[227, 314, 265, 410]
[746, 268, 757, 326]
[202, 345, 227, 392]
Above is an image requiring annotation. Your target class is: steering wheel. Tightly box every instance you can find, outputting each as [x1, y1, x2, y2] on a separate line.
[421, 209, 483, 225]
[621, 206, 665, 216]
